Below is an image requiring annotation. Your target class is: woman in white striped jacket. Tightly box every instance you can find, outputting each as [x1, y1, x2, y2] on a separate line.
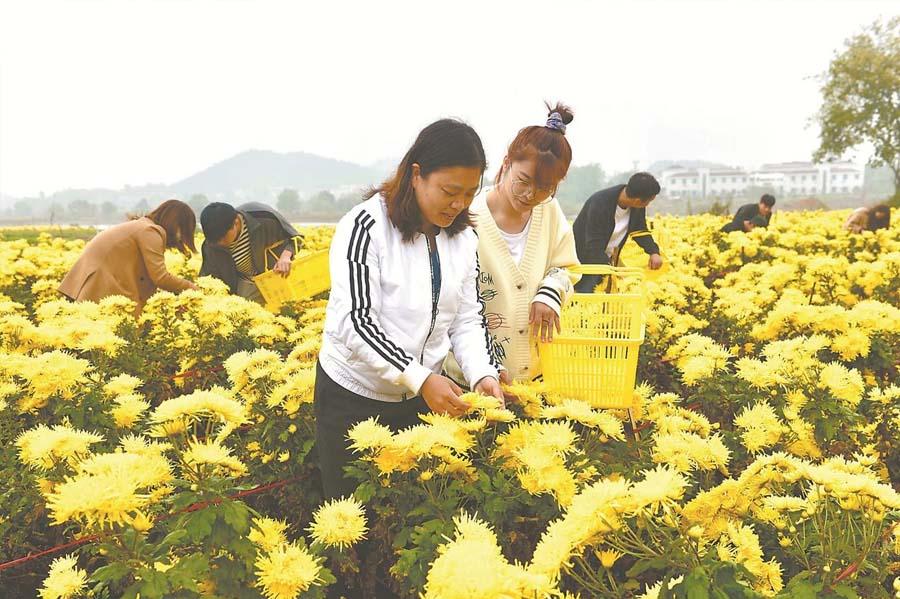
[314, 118, 504, 500]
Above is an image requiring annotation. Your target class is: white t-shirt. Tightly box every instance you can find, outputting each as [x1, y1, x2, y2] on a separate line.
[498, 217, 532, 265]
[605, 205, 630, 257]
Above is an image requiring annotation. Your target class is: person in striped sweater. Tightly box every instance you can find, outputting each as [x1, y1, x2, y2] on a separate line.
[199, 202, 300, 303]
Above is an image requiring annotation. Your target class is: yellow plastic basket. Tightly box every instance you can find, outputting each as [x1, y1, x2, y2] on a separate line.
[539, 265, 646, 409]
[254, 248, 331, 311]
[619, 226, 670, 282]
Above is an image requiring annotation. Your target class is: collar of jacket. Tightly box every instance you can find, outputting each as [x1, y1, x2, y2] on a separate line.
[240, 211, 268, 274]
[605, 186, 646, 229]
[205, 210, 266, 274]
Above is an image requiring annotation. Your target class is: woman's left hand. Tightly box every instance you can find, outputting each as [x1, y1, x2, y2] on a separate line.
[474, 376, 505, 408]
[529, 301, 560, 343]
[274, 250, 293, 277]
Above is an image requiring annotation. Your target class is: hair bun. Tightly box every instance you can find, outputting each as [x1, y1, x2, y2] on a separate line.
[545, 101, 574, 125]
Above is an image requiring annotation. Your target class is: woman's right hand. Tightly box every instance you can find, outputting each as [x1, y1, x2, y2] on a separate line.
[498, 369, 518, 405]
[420, 374, 470, 417]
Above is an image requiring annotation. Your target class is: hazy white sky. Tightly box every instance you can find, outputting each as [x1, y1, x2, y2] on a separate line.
[0, 0, 896, 197]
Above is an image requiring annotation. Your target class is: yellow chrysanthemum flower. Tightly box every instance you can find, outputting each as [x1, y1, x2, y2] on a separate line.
[347, 417, 394, 453]
[829, 328, 871, 361]
[181, 439, 248, 477]
[224, 348, 285, 393]
[248, 517, 288, 552]
[103, 373, 143, 397]
[149, 387, 249, 431]
[265, 365, 316, 409]
[15, 350, 92, 412]
[16, 424, 103, 470]
[39, 554, 87, 599]
[307, 496, 368, 550]
[626, 465, 689, 516]
[118, 434, 171, 457]
[818, 362, 865, 406]
[652, 431, 730, 473]
[110, 393, 150, 428]
[733, 401, 786, 453]
[542, 399, 625, 440]
[47, 471, 149, 529]
[424, 513, 552, 599]
[254, 542, 322, 599]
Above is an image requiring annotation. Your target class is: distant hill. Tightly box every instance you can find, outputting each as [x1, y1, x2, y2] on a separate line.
[170, 150, 379, 195]
[0, 150, 386, 223]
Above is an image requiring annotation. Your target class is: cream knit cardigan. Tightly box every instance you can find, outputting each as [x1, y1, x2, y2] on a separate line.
[448, 189, 580, 382]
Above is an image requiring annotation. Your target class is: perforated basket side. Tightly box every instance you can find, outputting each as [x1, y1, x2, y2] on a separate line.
[540, 337, 641, 409]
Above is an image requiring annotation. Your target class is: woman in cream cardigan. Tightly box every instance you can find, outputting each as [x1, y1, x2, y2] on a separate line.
[449, 102, 580, 383]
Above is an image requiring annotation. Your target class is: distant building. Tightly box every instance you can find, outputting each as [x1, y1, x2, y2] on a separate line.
[658, 160, 864, 201]
[660, 165, 750, 199]
[756, 161, 863, 196]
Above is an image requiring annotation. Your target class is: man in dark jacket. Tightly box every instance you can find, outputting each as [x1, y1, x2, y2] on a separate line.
[199, 202, 301, 303]
[721, 194, 775, 233]
[572, 172, 663, 293]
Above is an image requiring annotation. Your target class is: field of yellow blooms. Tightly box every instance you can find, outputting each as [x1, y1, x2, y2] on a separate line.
[0, 211, 898, 599]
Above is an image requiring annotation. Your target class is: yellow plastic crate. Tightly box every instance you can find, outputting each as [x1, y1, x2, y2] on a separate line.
[539, 265, 645, 409]
[254, 249, 331, 311]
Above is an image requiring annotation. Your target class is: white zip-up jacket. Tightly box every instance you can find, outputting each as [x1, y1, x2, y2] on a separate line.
[319, 196, 501, 402]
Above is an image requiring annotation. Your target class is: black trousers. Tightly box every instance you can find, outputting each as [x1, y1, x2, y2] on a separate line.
[314, 362, 429, 500]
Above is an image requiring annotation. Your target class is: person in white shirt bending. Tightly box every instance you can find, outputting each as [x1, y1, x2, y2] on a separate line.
[572, 173, 664, 293]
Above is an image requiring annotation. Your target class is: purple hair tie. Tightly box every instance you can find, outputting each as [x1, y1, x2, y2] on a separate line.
[545, 112, 566, 134]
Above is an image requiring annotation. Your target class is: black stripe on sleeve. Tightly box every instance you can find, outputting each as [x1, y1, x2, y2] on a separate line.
[347, 212, 413, 371]
[537, 286, 562, 305]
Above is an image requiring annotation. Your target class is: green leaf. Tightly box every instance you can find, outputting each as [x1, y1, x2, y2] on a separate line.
[90, 562, 131, 583]
[298, 437, 316, 461]
[659, 572, 675, 599]
[165, 552, 208, 591]
[170, 489, 203, 510]
[407, 504, 435, 519]
[184, 507, 216, 541]
[154, 529, 189, 553]
[626, 556, 669, 577]
[208, 517, 237, 546]
[120, 582, 142, 599]
[137, 569, 170, 599]
[830, 584, 859, 599]
[318, 566, 337, 586]
[681, 567, 710, 599]
[393, 526, 412, 549]
[354, 482, 375, 503]
[778, 579, 821, 599]
[220, 500, 250, 534]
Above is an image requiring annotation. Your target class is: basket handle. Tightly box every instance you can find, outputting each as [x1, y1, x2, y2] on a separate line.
[263, 236, 303, 271]
[569, 264, 646, 280]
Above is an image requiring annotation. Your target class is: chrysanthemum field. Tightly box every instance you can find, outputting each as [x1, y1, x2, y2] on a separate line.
[0, 211, 898, 599]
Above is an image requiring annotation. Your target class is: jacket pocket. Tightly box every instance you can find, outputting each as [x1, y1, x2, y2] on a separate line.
[326, 333, 355, 362]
